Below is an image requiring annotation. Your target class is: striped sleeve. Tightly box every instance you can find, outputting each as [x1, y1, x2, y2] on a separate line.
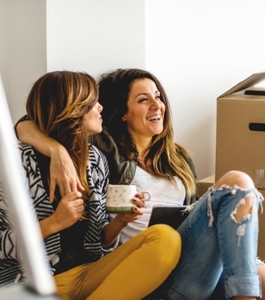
[83, 145, 119, 260]
[0, 183, 21, 286]
[19, 144, 61, 266]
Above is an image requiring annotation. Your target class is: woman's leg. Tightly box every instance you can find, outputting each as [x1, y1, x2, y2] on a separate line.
[214, 171, 262, 300]
[57, 224, 181, 300]
[162, 171, 262, 300]
[210, 260, 265, 300]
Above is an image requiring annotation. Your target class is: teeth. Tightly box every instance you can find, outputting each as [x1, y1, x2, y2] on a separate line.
[147, 115, 160, 121]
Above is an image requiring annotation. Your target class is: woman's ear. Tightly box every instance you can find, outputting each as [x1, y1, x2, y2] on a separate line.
[122, 116, 126, 121]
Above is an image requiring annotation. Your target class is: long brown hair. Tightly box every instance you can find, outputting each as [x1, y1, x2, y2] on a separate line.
[98, 68, 196, 197]
[26, 71, 99, 205]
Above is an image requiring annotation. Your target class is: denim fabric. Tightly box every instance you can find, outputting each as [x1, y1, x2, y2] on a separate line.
[209, 257, 265, 300]
[163, 185, 263, 300]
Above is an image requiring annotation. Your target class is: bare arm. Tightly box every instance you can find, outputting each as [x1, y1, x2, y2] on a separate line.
[16, 120, 84, 200]
[16, 119, 59, 157]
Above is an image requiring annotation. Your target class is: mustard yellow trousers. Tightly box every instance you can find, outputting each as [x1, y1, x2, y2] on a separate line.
[54, 224, 181, 300]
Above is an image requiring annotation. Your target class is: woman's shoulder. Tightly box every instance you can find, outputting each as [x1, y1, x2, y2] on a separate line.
[18, 142, 34, 150]
[18, 143, 42, 177]
[89, 143, 107, 160]
[18, 143, 36, 161]
[174, 143, 197, 178]
[88, 143, 109, 170]
[89, 127, 117, 154]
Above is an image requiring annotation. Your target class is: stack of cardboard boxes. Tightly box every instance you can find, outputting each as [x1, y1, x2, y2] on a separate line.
[198, 72, 265, 259]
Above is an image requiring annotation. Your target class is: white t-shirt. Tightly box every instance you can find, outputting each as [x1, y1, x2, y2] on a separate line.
[113, 166, 186, 242]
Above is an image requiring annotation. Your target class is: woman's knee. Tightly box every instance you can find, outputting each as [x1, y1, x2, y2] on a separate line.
[145, 224, 182, 263]
[215, 170, 254, 190]
[214, 171, 257, 223]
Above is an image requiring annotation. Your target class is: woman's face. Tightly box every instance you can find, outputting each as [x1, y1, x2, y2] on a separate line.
[123, 78, 165, 141]
[83, 101, 103, 135]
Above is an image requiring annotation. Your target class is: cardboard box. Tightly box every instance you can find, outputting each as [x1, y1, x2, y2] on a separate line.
[215, 72, 265, 183]
[197, 175, 215, 197]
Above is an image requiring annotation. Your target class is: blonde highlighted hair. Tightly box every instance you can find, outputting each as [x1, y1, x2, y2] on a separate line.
[26, 71, 99, 207]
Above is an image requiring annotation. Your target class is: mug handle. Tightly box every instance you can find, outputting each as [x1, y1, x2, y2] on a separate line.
[141, 191, 151, 201]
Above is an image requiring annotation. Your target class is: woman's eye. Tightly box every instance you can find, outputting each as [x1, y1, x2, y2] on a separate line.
[156, 96, 163, 103]
[139, 98, 148, 103]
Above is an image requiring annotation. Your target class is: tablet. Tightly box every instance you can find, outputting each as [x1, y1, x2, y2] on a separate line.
[148, 206, 189, 230]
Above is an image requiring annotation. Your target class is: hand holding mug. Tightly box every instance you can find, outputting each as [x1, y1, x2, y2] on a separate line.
[106, 185, 151, 213]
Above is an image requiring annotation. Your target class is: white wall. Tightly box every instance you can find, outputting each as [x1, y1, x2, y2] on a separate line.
[1, 0, 265, 179]
[145, 0, 265, 179]
[46, 0, 146, 79]
[0, 0, 46, 123]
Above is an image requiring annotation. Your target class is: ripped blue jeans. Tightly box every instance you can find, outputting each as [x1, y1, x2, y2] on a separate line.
[163, 185, 263, 300]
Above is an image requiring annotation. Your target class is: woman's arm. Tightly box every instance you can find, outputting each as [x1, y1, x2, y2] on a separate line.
[16, 119, 84, 200]
[16, 119, 57, 157]
[0, 184, 82, 255]
[101, 206, 142, 248]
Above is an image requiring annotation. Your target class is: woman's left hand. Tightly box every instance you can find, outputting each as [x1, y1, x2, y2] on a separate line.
[114, 192, 146, 223]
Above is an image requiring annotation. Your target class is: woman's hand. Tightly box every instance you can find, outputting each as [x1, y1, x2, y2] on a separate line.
[49, 145, 84, 201]
[113, 192, 146, 224]
[52, 191, 84, 230]
[39, 191, 84, 238]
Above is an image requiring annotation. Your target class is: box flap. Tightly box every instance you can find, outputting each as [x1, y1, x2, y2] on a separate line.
[219, 72, 265, 98]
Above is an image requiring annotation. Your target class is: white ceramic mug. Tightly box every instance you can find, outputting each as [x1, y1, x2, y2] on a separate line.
[106, 185, 151, 213]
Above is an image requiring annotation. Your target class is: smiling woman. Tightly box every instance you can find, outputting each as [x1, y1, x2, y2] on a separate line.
[95, 68, 265, 300]
[122, 78, 165, 144]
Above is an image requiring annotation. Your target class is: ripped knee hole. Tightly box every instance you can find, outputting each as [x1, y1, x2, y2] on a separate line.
[231, 196, 254, 223]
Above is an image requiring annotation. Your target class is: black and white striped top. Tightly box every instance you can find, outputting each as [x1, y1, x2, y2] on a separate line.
[0, 143, 117, 287]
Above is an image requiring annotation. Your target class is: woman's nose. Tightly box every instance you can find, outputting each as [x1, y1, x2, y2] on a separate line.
[98, 102, 103, 112]
[150, 98, 161, 109]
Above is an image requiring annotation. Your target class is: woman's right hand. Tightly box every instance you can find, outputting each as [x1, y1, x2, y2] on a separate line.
[51, 191, 84, 232]
[49, 145, 84, 201]
[39, 191, 84, 238]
